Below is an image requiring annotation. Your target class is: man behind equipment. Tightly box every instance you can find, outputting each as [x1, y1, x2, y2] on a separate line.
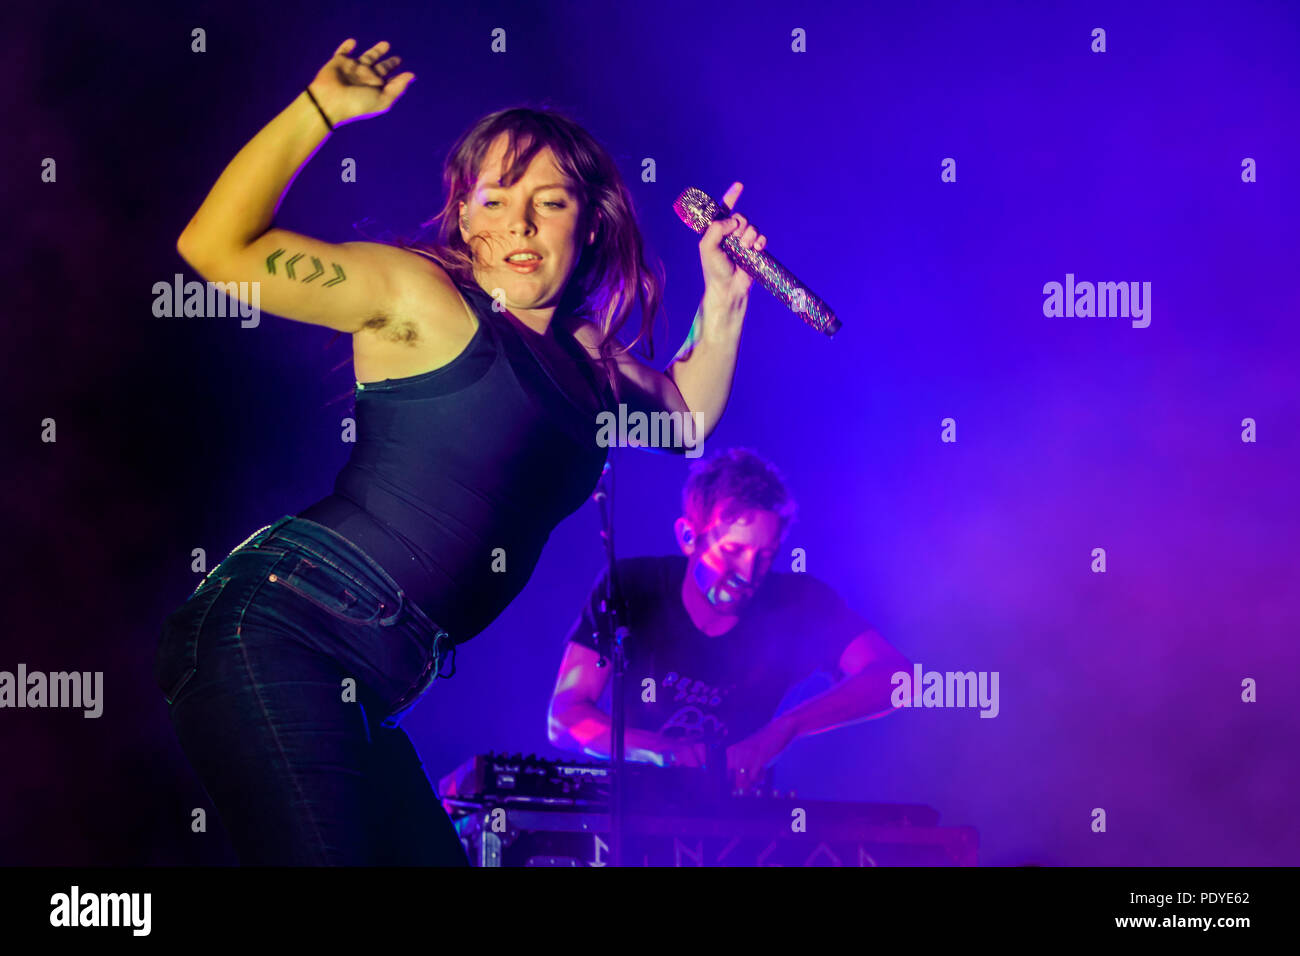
[547, 448, 911, 790]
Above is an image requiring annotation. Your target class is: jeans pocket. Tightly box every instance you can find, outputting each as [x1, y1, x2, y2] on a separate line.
[266, 554, 391, 625]
[155, 575, 232, 705]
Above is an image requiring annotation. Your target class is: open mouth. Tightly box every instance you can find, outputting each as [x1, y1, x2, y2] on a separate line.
[504, 252, 543, 273]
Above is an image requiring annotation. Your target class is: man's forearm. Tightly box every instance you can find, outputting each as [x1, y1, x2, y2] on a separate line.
[550, 702, 671, 764]
[778, 658, 910, 739]
[666, 288, 746, 440]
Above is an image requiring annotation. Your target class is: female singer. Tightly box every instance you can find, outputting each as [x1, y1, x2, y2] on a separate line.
[155, 38, 767, 865]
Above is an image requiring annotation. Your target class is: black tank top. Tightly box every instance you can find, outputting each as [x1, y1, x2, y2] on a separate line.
[297, 279, 616, 641]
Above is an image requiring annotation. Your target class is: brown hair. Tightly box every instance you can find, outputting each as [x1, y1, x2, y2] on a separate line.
[682, 447, 799, 540]
[404, 105, 668, 399]
[322, 104, 666, 407]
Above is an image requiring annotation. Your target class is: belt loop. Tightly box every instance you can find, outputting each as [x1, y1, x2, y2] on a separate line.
[433, 629, 457, 680]
[255, 514, 297, 546]
[377, 627, 455, 730]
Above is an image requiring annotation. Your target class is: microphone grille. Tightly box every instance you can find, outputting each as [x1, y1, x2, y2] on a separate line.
[673, 187, 728, 233]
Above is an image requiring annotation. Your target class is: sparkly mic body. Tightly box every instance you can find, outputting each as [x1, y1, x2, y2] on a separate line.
[673, 187, 841, 337]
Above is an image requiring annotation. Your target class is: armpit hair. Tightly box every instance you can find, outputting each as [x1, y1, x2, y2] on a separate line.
[361, 312, 420, 345]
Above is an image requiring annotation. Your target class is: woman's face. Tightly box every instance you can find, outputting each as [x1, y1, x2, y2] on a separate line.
[459, 133, 592, 316]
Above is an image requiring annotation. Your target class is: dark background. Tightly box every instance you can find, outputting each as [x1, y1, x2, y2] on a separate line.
[2, 0, 1297, 865]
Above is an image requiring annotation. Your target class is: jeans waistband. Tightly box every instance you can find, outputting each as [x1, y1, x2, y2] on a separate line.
[295, 496, 446, 629]
[227, 515, 458, 727]
[240, 515, 454, 647]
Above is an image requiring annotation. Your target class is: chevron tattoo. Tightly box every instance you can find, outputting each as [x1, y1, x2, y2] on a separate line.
[265, 248, 347, 287]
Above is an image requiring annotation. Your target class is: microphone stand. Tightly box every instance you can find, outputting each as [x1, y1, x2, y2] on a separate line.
[590, 459, 629, 866]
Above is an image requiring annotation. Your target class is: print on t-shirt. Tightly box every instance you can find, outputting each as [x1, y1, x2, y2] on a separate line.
[659, 671, 738, 740]
[564, 555, 869, 746]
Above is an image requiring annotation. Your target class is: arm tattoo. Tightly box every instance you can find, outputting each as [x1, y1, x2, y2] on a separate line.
[265, 248, 347, 287]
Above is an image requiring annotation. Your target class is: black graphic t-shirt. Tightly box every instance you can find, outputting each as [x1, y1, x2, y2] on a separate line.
[563, 555, 871, 746]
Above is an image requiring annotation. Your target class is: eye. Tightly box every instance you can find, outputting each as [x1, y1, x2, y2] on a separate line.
[483, 200, 502, 208]
[542, 201, 566, 208]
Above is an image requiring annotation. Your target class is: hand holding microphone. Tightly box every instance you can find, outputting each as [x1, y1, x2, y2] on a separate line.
[676, 184, 841, 337]
[697, 182, 768, 301]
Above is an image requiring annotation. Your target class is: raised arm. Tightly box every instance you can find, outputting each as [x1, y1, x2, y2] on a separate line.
[570, 182, 766, 448]
[664, 182, 767, 432]
[176, 39, 459, 334]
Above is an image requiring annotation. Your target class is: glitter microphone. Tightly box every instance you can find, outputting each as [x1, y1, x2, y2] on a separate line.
[673, 187, 841, 337]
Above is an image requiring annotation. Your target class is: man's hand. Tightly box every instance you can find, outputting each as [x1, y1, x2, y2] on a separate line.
[726, 716, 798, 790]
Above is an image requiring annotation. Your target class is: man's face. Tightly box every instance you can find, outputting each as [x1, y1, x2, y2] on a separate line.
[459, 133, 589, 311]
[681, 506, 782, 615]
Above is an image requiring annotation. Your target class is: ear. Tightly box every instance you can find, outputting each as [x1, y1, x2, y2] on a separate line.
[673, 517, 697, 556]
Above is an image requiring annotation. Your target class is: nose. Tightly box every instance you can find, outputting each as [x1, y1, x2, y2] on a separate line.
[507, 207, 536, 236]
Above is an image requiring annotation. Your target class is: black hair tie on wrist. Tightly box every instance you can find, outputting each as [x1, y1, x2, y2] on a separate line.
[305, 87, 334, 131]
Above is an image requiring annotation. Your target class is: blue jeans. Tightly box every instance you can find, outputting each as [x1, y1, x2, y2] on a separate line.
[154, 514, 469, 865]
